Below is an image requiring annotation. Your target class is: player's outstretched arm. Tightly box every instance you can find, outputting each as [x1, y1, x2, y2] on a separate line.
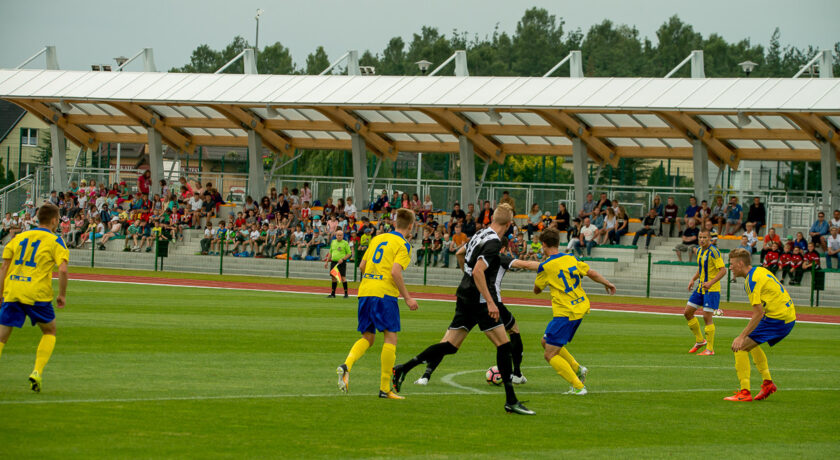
[732, 304, 763, 351]
[57, 260, 68, 309]
[511, 260, 540, 271]
[0, 258, 10, 302]
[391, 263, 418, 311]
[586, 268, 616, 295]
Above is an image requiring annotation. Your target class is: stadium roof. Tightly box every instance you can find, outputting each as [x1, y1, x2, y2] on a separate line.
[1, 69, 838, 168]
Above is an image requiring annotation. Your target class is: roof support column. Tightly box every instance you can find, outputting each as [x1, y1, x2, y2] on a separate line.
[572, 138, 588, 215]
[351, 133, 369, 210]
[692, 140, 710, 204]
[459, 136, 476, 209]
[821, 141, 839, 211]
[248, 130, 266, 200]
[49, 124, 67, 192]
[147, 128, 163, 196]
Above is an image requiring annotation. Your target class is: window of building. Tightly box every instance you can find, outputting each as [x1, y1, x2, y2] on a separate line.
[21, 128, 38, 146]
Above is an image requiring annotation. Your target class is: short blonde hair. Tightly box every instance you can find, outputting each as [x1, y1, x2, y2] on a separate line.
[492, 203, 514, 225]
[393, 208, 415, 230]
[729, 248, 752, 266]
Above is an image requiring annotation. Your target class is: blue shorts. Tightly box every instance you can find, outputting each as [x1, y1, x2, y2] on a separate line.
[357, 295, 400, 333]
[0, 301, 55, 328]
[687, 290, 720, 312]
[543, 316, 582, 347]
[749, 317, 795, 347]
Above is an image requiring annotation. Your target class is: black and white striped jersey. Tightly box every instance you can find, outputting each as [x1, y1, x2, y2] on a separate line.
[456, 227, 503, 304]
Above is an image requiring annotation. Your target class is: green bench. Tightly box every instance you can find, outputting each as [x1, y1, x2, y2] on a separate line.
[580, 257, 619, 263]
[653, 261, 697, 267]
[599, 244, 638, 249]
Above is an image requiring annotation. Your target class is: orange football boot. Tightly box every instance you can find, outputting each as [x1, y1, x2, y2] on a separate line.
[724, 389, 753, 401]
[688, 340, 707, 353]
[754, 380, 777, 401]
[697, 349, 715, 356]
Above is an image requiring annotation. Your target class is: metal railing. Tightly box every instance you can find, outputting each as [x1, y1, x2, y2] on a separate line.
[0, 173, 36, 216]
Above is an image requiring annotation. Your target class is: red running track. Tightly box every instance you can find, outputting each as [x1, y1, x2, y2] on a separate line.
[62, 272, 840, 325]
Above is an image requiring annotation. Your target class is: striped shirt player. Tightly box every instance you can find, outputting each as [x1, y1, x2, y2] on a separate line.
[0, 203, 69, 392]
[684, 230, 728, 355]
[724, 248, 796, 401]
[336, 209, 418, 400]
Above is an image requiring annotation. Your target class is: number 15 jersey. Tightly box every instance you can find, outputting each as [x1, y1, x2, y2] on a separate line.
[535, 253, 591, 319]
[357, 231, 411, 299]
[2, 228, 69, 305]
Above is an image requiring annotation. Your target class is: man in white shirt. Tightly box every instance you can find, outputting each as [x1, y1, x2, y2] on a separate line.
[188, 192, 204, 228]
[830, 209, 840, 229]
[344, 197, 357, 220]
[826, 226, 840, 269]
[571, 216, 598, 257]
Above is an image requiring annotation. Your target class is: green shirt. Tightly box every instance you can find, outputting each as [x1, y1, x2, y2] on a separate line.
[330, 239, 352, 262]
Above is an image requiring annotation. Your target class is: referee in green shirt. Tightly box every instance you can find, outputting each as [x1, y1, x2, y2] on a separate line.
[325, 229, 352, 298]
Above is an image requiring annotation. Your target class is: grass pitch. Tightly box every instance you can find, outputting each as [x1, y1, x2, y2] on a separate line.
[0, 279, 838, 459]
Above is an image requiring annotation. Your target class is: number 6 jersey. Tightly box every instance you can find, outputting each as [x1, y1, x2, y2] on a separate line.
[357, 231, 411, 299]
[2, 227, 69, 305]
[535, 252, 591, 319]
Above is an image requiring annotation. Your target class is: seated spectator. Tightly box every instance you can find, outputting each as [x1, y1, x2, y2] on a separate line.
[565, 218, 582, 253]
[633, 209, 658, 249]
[477, 201, 493, 227]
[344, 197, 356, 220]
[553, 203, 570, 238]
[323, 197, 336, 218]
[702, 219, 719, 246]
[594, 192, 611, 215]
[590, 206, 604, 239]
[778, 243, 794, 283]
[802, 242, 821, 273]
[524, 237, 542, 261]
[98, 217, 122, 250]
[463, 214, 477, 237]
[831, 209, 840, 229]
[59, 217, 71, 244]
[746, 197, 766, 235]
[499, 191, 516, 215]
[571, 216, 598, 257]
[762, 242, 781, 275]
[788, 246, 805, 285]
[696, 200, 711, 228]
[450, 224, 469, 269]
[578, 193, 596, 220]
[674, 218, 699, 262]
[209, 221, 226, 255]
[793, 232, 808, 252]
[825, 226, 840, 269]
[652, 195, 664, 218]
[597, 207, 617, 246]
[526, 203, 541, 239]
[724, 196, 743, 236]
[679, 196, 700, 232]
[416, 228, 433, 266]
[743, 222, 758, 253]
[200, 222, 213, 255]
[662, 197, 679, 237]
[809, 211, 830, 251]
[430, 230, 443, 266]
[421, 195, 433, 221]
[760, 227, 782, 259]
[372, 190, 389, 214]
[612, 206, 629, 245]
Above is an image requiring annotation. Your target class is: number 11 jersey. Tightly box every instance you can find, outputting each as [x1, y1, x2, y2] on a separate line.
[535, 253, 591, 319]
[2, 228, 69, 305]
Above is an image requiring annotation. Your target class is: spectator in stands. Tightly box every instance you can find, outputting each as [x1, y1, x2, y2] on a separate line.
[803, 242, 821, 273]
[416, 228, 432, 266]
[662, 197, 679, 237]
[578, 193, 596, 219]
[572, 216, 598, 257]
[674, 218, 699, 262]
[477, 201, 494, 227]
[565, 218, 582, 253]
[595, 192, 611, 215]
[760, 227, 782, 260]
[746, 197, 766, 235]
[736, 235, 752, 254]
[466, 203, 476, 218]
[697, 200, 711, 227]
[703, 219, 719, 244]
[809, 211, 830, 251]
[652, 195, 664, 217]
[553, 203, 570, 238]
[679, 196, 700, 234]
[500, 191, 516, 214]
[778, 242, 794, 283]
[525, 203, 541, 240]
[826, 226, 840, 269]
[743, 222, 758, 253]
[763, 242, 781, 275]
[450, 202, 466, 227]
[430, 230, 443, 266]
[69, 215, 85, 248]
[793, 232, 808, 252]
[613, 206, 629, 244]
[590, 206, 604, 242]
[200, 222, 213, 255]
[138, 170, 151, 195]
[344, 197, 356, 220]
[633, 209, 658, 249]
[276, 194, 291, 220]
[450, 224, 469, 269]
[1, 212, 14, 241]
[372, 190, 388, 214]
[711, 196, 727, 234]
[724, 196, 743, 235]
[788, 246, 805, 285]
[124, 218, 142, 252]
[59, 216, 71, 244]
[422, 195, 434, 222]
[598, 207, 617, 246]
[831, 209, 840, 229]
[301, 183, 312, 206]
[98, 217, 122, 250]
[524, 237, 542, 261]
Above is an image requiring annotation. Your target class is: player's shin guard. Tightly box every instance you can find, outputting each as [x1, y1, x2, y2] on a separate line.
[556, 347, 580, 373]
[734, 350, 751, 391]
[550, 354, 584, 389]
[509, 332, 524, 377]
[750, 347, 771, 381]
[345, 338, 370, 371]
[704, 324, 716, 352]
[380, 343, 397, 393]
[34, 334, 56, 375]
[496, 342, 518, 405]
[403, 341, 458, 374]
[687, 317, 704, 342]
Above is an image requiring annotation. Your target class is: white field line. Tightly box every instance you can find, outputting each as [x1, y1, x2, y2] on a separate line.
[68, 279, 839, 326]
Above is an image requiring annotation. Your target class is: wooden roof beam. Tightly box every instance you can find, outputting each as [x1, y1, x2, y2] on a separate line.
[12, 99, 97, 150]
[418, 108, 501, 163]
[311, 107, 396, 160]
[589, 127, 684, 139]
[106, 102, 196, 154]
[210, 105, 295, 157]
[531, 109, 618, 166]
[658, 112, 738, 169]
[784, 113, 840, 159]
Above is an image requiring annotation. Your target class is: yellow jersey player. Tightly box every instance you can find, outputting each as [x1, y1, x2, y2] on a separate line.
[0, 203, 69, 392]
[724, 248, 796, 401]
[336, 209, 418, 399]
[684, 230, 727, 355]
[533, 228, 616, 395]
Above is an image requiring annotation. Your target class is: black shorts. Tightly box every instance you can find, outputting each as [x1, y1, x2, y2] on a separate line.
[448, 298, 504, 332]
[330, 260, 347, 277]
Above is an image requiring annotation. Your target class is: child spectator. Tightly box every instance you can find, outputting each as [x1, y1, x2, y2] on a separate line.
[98, 217, 122, 250]
[632, 209, 658, 249]
[762, 242, 781, 275]
[788, 246, 805, 286]
[209, 221, 226, 255]
[416, 228, 433, 266]
[760, 227, 782, 259]
[200, 222, 213, 255]
[779, 243, 794, 284]
[743, 222, 758, 253]
[124, 219, 142, 252]
[793, 232, 808, 252]
[802, 242, 821, 274]
[430, 230, 443, 266]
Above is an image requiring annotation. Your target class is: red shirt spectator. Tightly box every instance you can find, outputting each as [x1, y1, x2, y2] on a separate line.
[763, 232, 781, 246]
[138, 170, 151, 195]
[789, 253, 803, 269]
[762, 250, 780, 268]
[804, 250, 821, 268]
[779, 251, 793, 268]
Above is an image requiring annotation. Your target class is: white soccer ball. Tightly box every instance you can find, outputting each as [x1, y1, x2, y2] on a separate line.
[714, 309, 724, 317]
[485, 365, 502, 385]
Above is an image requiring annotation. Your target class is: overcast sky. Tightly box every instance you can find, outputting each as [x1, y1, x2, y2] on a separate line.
[1, 0, 836, 72]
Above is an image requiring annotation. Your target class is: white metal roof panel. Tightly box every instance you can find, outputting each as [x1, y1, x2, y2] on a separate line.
[216, 75, 273, 102]
[779, 79, 840, 110]
[457, 78, 521, 106]
[650, 79, 709, 108]
[407, 77, 464, 105]
[620, 79, 680, 108]
[728, 139, 760, 149]
[756, 140, 789, 149]
[577, 113, 614, 127]
[635, 138, 666, 147]
[813, 82, 840, 110]
[436, 77, 496, 105]
[524, 78, 583, 106]
[132, 73, 193, 100]
[608, 137, 638, 147]
[662, 138, 692, 148]
[579, 78, 639, 107]
[603, 113, 640, 128]
[555, 79, 615, 107]
[545, 136, 572, 146]
[760, 115, 796, 129]
[191, 74, 248, 102]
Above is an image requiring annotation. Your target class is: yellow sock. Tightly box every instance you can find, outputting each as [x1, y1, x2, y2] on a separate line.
[556, 347, 580, 373]
[344, 338, 370, 371]
[380, 343, 396, 393]
[704, 324, 716, 352]
[549, 355, 584, 389]
[34, 334, 56, 375]
[687, 317, 704, 342]
[750, 347, 772, 381]
[734, 351, 751, 391]
[0, 341, 4, 359]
